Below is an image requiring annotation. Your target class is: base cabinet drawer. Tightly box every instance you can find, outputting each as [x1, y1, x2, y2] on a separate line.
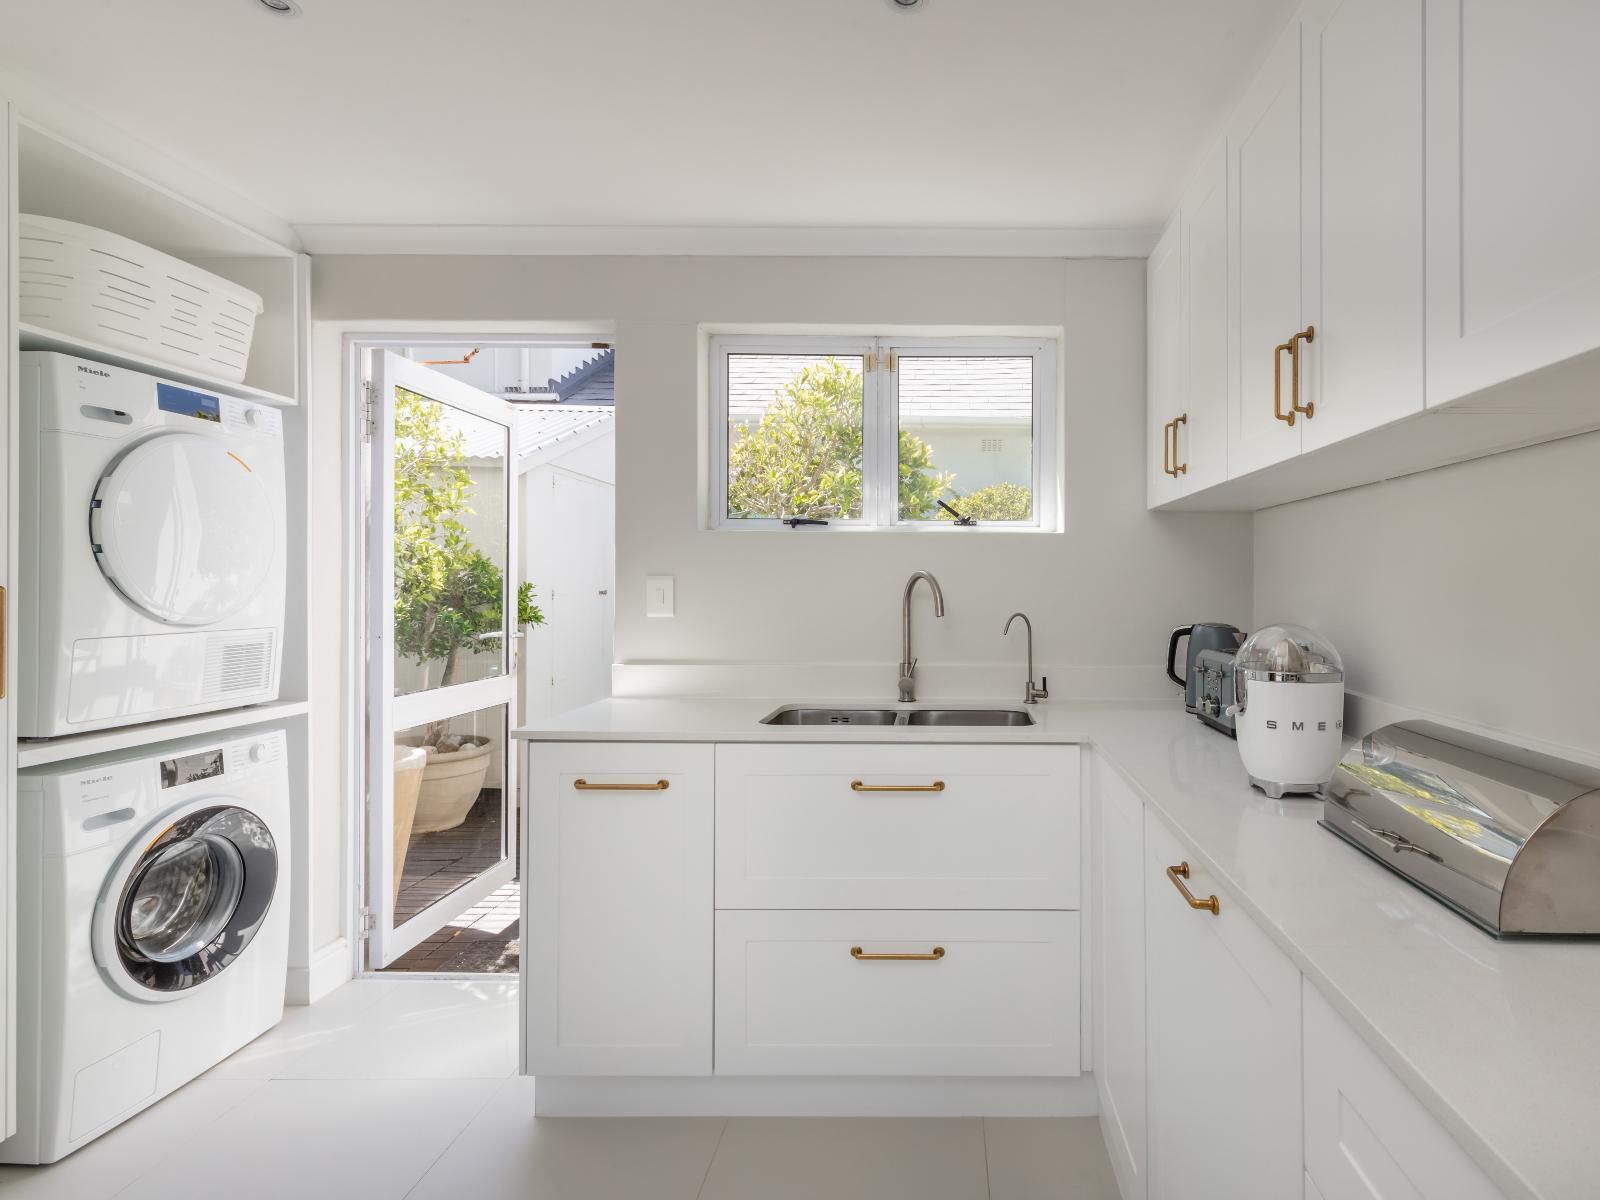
[714, 909, 1080, 1077]
[716, 744, 1080, 909]
[1303, 982, 1505, 1200]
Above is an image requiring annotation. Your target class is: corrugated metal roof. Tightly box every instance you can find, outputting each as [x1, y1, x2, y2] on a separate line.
[727, 353, 1032, 427]
[458, 404, 613, 462]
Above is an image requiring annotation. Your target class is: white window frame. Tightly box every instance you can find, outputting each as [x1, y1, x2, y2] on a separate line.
[709, 333, 1058, 532]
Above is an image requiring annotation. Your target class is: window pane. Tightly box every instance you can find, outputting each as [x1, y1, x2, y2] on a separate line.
[897, 356, 1034, 522]
[392, 387, 509, 695]
[726, 354, 865, 520]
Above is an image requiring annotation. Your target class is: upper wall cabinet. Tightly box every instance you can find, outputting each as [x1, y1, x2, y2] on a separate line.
[1228, 20, 1307, 477]
[1300, 0, 1425, 450]
[1147, 142, 1228, 507]
[1424, 0, 1600, 406]
[1151, 1, 1600, 511]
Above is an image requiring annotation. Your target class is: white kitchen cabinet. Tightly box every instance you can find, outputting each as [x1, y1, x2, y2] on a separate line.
[1425, 0, 1600, 407]
[1147, 216, 1185, 507]
[1145, 814, 1302, 1200]
[714, 743, 1078, 910]
[524, 742, 713, 1076]
[1303, 982, 1505, 1200]
[1299, 0, 1425, 450]
[1092, 758, 1148, 1200]
[714, 909, 1080, 1078]
[1178, 141, 1229, 492]
[1227, 16, 1307, 477]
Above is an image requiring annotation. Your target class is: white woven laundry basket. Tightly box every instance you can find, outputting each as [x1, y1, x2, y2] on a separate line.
[19, 214, 265, 382]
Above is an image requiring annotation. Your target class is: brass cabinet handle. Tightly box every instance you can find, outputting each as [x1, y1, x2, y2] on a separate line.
[573, 778, 670, 791]
[1162, 418, 1174, 476]
[851, 780, 946, 793]
[1273, 341, 1296, 426]
[1289, 325, 1316, 418]
[1166, 862, 1220, 915]
[851, 945, 946, 961]
[1171, 413, 1188, 476]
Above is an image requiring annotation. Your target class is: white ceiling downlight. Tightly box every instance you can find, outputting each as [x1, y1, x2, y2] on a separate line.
[886, 0, 926, 9]
[256, 0, 299, 14]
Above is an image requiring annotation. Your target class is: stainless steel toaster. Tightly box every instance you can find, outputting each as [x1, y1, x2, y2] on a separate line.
[1324, 721, 1600, 937]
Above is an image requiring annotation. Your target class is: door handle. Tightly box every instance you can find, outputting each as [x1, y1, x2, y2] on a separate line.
[851, 946, 946, 962]
[1273, 342, 1296, 426]
[1289, 325, 1316, 418]
[573, 778, 670, 791]
[1162, 418, 1174, 476]
[850, 780, 946, 793]
[1171, 413, 1188, 476]
[1166, 862, 1220, 915]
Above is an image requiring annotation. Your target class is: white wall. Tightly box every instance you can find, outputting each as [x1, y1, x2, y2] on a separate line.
[1254, 430, 1600, 760]
[313, 255, 1254, 703]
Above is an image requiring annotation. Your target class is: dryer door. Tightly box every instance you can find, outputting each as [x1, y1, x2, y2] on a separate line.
[90, 431, 277, 626]
[94, 802, 279, 1001]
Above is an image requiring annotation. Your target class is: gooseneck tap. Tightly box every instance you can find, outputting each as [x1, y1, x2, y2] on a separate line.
[898, 571, 946, 702]
[1004, 612, 1049, 704]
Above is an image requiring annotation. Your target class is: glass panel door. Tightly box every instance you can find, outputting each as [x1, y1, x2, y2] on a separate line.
[366, 352, 518, 967]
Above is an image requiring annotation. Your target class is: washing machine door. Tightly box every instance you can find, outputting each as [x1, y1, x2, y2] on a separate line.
[94, 800, 279, 1001]
[90, 431, 277, 626]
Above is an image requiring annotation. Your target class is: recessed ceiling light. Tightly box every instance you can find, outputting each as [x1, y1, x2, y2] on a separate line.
[257, 0, 300, 14]
[886, 0, 926, 9]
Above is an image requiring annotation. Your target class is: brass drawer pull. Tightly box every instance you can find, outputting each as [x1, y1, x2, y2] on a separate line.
[1273, 341, 1296, 426]
[1171, 412, 1188, 476]
[1162, 418, 1173, 476]
[850, 780, 946, 793]
[1167, 862, 1220, 915]
[573, 778, 670, 791]
[851, 945, 946, 961]
[1289, 325, 1315, 418]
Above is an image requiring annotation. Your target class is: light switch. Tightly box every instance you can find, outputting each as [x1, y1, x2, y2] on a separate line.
[646, 575, 675, 618]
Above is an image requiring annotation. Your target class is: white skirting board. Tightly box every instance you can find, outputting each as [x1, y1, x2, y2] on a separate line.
[284, 937, 353, 1007]
[531, 1074, 1099, 1118]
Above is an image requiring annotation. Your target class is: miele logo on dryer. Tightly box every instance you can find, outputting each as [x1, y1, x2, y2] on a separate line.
[1264, 719, 1343, 732]
[76, 365, 111, 379]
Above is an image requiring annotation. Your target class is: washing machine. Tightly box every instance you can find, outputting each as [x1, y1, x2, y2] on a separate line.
[1, 728, 291, 1163]
[19, 350, 286, 738]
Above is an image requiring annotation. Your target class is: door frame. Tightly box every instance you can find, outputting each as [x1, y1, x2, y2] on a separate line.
[335, 324, 615, 978]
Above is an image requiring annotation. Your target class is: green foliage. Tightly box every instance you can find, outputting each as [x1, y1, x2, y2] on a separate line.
[392, 388, 540, 691]
[937, 481, 1034, 523]
[726, 358, 953, 520]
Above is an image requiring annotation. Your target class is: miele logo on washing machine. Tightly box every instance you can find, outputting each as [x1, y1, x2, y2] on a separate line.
[75, 365, 112, 379]
[1263, 719, 1343, 732]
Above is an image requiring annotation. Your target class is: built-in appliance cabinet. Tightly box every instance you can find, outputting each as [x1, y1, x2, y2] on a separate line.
[1150, 1, 1600, 511]
[1146, 218, 1185, 507]
[524, 740, 1083, 1083]
[1, 86, 317, 1140]
[1095, 764, 1507, 1200]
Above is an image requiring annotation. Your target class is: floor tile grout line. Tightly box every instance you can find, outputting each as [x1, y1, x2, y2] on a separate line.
[398, 1076, 510, 1200]
[694, 1117, 732, 1200]
[981, 1116, 993, 1200]
[103, 1076, 271, 1200]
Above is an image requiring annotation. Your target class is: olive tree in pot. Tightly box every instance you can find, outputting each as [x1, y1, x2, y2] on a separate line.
[392, 389, 545, 834]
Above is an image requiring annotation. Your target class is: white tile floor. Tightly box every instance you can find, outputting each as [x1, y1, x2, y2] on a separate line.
[0, 978, 1120, 1200]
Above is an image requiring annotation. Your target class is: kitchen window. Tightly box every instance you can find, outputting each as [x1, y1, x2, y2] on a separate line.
[709, 334, 1058, 530]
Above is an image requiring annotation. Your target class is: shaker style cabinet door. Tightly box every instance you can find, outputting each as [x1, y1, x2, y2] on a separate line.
[1092, 759, 1149, 1200]
[1227, 18, 1307, 478]
[1147, 216, 1185, 508]
[1299, 0, 1425, 451]
[524, 742, 714, 1076]
[1303, 981, 1506, 1199]
[1425, 1, 1600, 407]
[1144, 814, 1301, 1200]
[1177, 140, 1229, 494]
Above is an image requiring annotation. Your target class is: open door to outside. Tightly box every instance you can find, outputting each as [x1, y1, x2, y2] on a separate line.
[365, 351, 518, 967]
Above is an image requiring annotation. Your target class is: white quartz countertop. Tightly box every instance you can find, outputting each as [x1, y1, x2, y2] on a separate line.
[515, 696, 1600, 1199]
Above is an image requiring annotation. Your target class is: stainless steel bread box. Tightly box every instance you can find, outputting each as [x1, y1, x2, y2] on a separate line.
[1324, 722, 1600, 937]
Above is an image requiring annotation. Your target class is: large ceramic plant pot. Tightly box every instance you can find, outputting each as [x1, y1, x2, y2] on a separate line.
[411, 734, 495, 833]
[391, 744, 428, 902]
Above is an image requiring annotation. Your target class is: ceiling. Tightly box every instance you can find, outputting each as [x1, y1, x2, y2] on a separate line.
[0, 0, 1296, 247]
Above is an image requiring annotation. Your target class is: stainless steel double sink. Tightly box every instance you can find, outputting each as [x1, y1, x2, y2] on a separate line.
[760, 706, 1035, 728]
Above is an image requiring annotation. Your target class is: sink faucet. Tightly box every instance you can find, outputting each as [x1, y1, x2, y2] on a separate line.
[1004, 612, 1049, 704]
[898, 571, 945, 702]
